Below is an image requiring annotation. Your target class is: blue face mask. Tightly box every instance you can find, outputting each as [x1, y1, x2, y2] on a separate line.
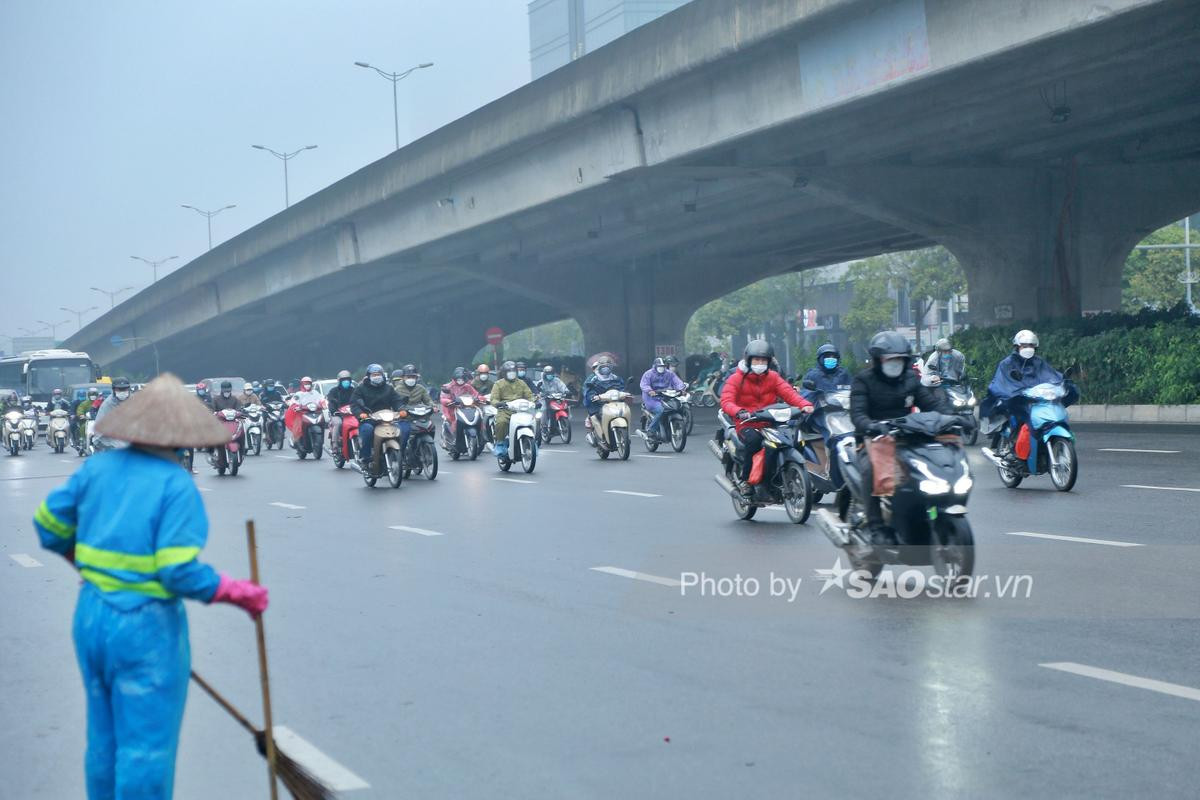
[517, 370, 526, 378]
[822, 357, 838, 370]
[370, 374, 384, 385]
[340, 380, 351, 389]
[598, 367, 612, 377]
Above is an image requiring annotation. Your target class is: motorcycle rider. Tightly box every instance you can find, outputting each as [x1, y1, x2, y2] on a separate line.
[75, 388, 100, 443]
[720, 341, 812, 495]
[440, 366, 486, 441]
[211, 380, 242, 413]
[537, 364, 569, 396]
[326, 370, 357, 452]
[850, 331, 954, 544]
[394, 364, 434, 407]
[259, 380, 285, 405]
[799, 344, 853, 400]
[489, 360, 535, 459]
[48, 388, 73, 414]
[2, 389, 21, 414]
[350, 364, 405, 469]
[92, 377, 133, 451]
[515, 361, 537, 393]
[582, 356, 626, 445]
[237, 382, 260, 406]
[639, 357, 686, 442]
[923, 337, 967, 385]
[470, 364, 494, 393]
[982, 330, 1073, 451]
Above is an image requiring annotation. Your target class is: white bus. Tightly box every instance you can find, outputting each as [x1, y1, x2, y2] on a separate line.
[0, 349, 99, 406]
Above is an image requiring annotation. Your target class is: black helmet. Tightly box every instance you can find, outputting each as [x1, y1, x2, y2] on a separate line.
[452, 366, 469, 380]
[402, 363, 418, 376]
[112, 377, 131, 391]
[867, 331, 912, 362]
[744, 340, 774, 361]
[515, 361, 527, 370]
[389, 369, 404, 381]
[816, 343, 839, 361]
[502, 360, 517, 372]
[665, 355, 679, 366]
[220, 380, 233, 390]
[337, 369, 352, 381]
[652, 357, 666, 368]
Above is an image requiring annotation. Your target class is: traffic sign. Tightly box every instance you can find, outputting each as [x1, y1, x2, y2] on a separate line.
[486, 326, 504, 345]
[109, 335, 124, 347]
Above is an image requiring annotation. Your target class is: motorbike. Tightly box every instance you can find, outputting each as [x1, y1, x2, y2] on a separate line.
[539, 392, 572, 444]
[941, 380, 979, 445]
[208, 409, 245, 476]
[981, 381, 1078, 492]
[358, 409, 404, 488]
[482, 397, 498, 450]
[443, 395, 484, 461]
[814, 412, 975, 583]
[242, 404, 264, 455]
[47, 409, 71, 454]
[711, 404, 813, 523]
[639, 387, 689, 453]
[19, 409, 38, 450]
[4, 410, 23, 456]
[681, 388, 695, 435]
[77, 409, 98, 457]
[329, 405, 360, 470]
[402, 404, 438, 480]
[798, 383, 855, 503]
[496, 398, 538, 474]
[262, 401, 286, 450]
[587, 389, 632, 460]
[695, 372, 720, 408]
[290, 399, 326, 460]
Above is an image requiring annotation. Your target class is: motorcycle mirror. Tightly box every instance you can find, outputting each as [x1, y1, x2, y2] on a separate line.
[801, 379, 817, 390]
[1063, 365, 1076, 379]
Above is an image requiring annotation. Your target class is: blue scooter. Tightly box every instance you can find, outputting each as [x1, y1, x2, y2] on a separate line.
[982, 380, 1078, 491]
[799, 381, 855, 503]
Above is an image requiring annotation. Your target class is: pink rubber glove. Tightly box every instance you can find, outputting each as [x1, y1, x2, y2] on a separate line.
[211, 574, 269, 617]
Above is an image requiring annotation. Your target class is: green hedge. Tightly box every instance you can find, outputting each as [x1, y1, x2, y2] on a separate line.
[950, 304, 1200, 405]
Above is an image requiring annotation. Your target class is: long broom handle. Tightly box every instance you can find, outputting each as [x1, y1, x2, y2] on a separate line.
[190, 669, 258, 736]
[247, 520, 279, 800]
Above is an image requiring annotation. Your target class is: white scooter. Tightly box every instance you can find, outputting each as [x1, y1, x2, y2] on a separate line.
[19, 409, 38, 450]
[495, 398, 538, 474]
[587, 389, 632, 460]
[4, 410, 23, 456]
[47, 409, 71, 454]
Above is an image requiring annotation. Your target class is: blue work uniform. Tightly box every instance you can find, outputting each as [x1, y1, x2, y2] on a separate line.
[34, 448, 221, 800]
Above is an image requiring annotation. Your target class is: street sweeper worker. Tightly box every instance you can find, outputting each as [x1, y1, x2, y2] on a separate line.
[32, 372, 269, 800]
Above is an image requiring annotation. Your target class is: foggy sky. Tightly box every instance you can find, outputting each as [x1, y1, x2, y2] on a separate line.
[0, 0, 531, 351]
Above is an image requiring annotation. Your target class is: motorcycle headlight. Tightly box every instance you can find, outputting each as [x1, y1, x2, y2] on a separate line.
[919, 478, 951, 495]
[967, 397, 976, 407]
[954, 398, 965, 407]
[953, 474, 973, 494]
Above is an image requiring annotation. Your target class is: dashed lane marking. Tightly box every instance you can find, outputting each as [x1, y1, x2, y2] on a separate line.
[10, 554, 43, 568]
[271, 725, 370, 791]
[1121, 484, 1200, 493]
[1098, 448, 1180, 454]
[388, 525, 444, 537]
[636, 454, 674, 459]
[1040, 662, 1200, 703]
[590, 566, 681, 587]
[1004, 531, 1142, 548]
[269, 501, 307, 510]
[604, 489, 662, 498]
[494, 477, 536, 484]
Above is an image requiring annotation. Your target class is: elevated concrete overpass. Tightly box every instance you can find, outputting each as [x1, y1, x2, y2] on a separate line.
[68, 0, 1200, 378]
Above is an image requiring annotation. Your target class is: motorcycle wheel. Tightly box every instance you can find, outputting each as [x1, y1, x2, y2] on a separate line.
[731, 482, 757, 520]
[311, 429, 323, 460]
[782, 462, 812, 524]
[254, 434, 262, 456]
[229, 449, 239, 476]
[670, 417, 687, 453]
[967, 426, 979, 446]
[641, 416, 659, 452]
[386, 447, 403, 488]
[468, 433, 480, 460]
[702, 394, 716, 408]
[332, 444, 345, 469]
[540, 422, 551, 444]
[598, 445, 610, 460]
[1048, 437, 1078, 492]
[422, 441, 438, 480]
[498, 451, 512, 472]
[615, 428, 630, 460]
[932, 514, 975, 584]
[298, 449, 307, 460]
[996, 457, 1022, 488]
[559, 417, 571, 444]
[521, 439, 536, 474]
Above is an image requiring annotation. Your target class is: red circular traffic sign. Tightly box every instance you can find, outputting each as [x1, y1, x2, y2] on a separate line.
[486, 326, 504, 345]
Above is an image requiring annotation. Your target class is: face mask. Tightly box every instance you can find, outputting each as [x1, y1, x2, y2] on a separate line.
[655, 366, 665, 374]
[404, 378, 417, 387]
[340, 380, 351, 389]
[1018, 347, 1036, 360]
[370, 374, 384, 385]
[221, 391, 232, 398]
[455, 378, 466, 385]
[880, 359, 904, 378]
[822, 358, 838, 370]
[480, 374, 490, 382]
[544, 375, 554, 382]
[517, 370, 526, 378]
[598, 367, 612, 377]
[114, 390, 129, 401]
[505, 371, 517, 381]
[750, 363, 768, 375]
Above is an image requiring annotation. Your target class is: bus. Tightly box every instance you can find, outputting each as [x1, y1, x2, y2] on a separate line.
[0, 349, 100, 406]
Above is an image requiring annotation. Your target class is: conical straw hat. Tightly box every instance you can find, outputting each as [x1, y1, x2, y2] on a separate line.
[94, 373, 231, 448]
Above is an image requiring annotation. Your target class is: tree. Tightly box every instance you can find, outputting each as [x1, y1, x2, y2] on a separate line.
[685, 270, 830, 354]
[1123, 222, 1190, 312]
[841, 257, 895, 350]
[899, 247, 966, 349]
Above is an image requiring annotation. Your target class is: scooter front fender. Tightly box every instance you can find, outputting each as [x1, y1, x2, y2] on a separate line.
[1043, 425, 1073, 441]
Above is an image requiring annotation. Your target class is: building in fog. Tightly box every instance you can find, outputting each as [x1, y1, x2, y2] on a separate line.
[529, 0, 692, 80]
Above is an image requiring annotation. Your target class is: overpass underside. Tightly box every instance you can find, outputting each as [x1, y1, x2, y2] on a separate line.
[77, 0, 1200, 379]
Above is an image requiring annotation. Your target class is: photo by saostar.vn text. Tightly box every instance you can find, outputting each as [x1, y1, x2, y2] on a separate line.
[679, 562, 1034, 601]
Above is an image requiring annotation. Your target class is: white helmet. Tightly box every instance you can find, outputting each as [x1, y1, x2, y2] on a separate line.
[935, 338, 951, 351]
[1012, 330, 1039, 348]
[243, 383, 253, 392]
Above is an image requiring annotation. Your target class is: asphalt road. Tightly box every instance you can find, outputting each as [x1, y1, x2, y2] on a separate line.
[2, 414, 1198, 799]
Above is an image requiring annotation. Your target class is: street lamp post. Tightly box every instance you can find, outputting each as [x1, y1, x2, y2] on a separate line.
[130, 255, 178, 283]
[251, 145, 317, 208]
[181, 204, 236, 250]
[60, 306, 98, 331]
[112, 335, 161, 377]
[354, 61, 434, 151]
[91, 286, 135, 310]
[37, 319, 72, 340]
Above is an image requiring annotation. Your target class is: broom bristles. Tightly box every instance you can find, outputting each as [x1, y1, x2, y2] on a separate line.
[253, 729, 336, 800]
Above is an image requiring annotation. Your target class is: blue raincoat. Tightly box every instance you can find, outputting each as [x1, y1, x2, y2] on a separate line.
[34, 448, 221, 800]
[982, 353, 1066, 417]
[583, 373, 625, 416]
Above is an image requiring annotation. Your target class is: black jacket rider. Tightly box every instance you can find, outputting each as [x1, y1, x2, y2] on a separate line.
[326, 384, 355, 413]
[850, 367, 946, 436]
[350, 381, 402, 417]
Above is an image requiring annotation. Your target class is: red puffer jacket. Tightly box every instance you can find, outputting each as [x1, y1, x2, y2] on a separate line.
[721, 364, 811, 432]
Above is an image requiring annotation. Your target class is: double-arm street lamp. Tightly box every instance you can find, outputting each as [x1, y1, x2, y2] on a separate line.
[61, 306, 98, 331]
[37, 319, 72, 340]
[251, 144, 317, 208]
[181, 204, 236, 251]
[130, 254, 178, 283]
[91, 286, 134, 310]
[354, 61, 434, 151]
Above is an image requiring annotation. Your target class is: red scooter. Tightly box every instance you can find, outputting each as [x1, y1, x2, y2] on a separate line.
[539, 392, 572, 444]
[208, 409, 246, 476]
[286, 396, 326, 460]
[329, 404, 360, 469]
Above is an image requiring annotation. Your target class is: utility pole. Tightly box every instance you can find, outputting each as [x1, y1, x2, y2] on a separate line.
[354, 61, 434, 151]
[181, 204, 236, 250]
[251, 145, 317, 208]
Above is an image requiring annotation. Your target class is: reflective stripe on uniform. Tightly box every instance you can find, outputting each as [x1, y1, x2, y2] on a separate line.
[35, 502, 76, 539]
[79, 568, 173, 599]
[75, 543, 200, 574]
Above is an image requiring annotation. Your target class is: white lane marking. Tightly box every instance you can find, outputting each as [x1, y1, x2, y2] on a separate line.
[270, 501, 307, 510]
[388, 525, 444, 537]
[590, 566, 681, 587]
[197, 487, 213, 492]
[272, 725, 370, 791]
[274, 455, 293, 460]
[538, 448, 580, 454]
[1098, 448, 1180, 454]
[494, 477, 536, 484]
[59, 459, 74, 464]
[604, 489, 662, 498]
[1004, 531, 1142, 548]
[1040, 662, 1200, 703]
[10, 554, 43, 568]
[1121, 484, 1200, 493]
[637, 454, 674, 459]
